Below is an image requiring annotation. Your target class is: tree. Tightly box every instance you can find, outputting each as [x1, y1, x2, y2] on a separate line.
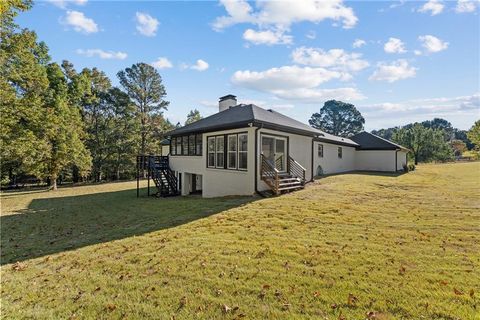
[453, 129, 474, 150]
[41, 62, 91, 189]
[422, 118, 454, 141]
[449, 139, 467, 157]
[185, 109, 202, 125]
[117, 63, 169, 155]
[467, 120, 480, 151]
[393, 123, 453, 165]
[371, 127, 399, 141]
[309, 100, 365, 137]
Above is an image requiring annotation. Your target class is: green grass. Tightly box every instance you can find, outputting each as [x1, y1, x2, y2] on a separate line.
[1, 163, 479, 319]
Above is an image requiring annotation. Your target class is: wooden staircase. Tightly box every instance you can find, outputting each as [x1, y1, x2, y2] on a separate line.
[261, 154, 306, 196]
[138, 155, 179, 197]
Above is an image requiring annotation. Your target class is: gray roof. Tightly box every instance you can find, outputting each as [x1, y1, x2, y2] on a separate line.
[166, 104, 359, 146]
[351, 131, 409, 151]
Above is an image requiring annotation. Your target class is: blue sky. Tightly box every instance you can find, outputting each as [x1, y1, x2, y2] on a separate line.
[17, 0, 480, 130]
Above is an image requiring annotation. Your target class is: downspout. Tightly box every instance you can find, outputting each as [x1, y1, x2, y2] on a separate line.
[395, 149, 399, 172]
[311, 138, 315, 182]
[254, 124, 263, 196]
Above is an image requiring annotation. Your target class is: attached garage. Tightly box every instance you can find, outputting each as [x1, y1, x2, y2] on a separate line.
[351, 132, 409, 172]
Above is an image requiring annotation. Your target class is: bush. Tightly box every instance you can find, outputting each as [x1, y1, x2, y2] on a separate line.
[408, 164, 416, 171]
[402, 164, 409, 172]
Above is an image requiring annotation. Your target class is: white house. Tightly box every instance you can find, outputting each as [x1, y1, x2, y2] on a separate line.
[162, 95, 409, 198]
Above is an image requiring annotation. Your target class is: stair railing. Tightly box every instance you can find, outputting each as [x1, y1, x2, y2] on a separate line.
[261, 154, 280, 194]
[288, 156, 306, 185]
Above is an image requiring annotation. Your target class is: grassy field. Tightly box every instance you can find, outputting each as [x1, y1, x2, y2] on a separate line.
[1, 163, 479, 319]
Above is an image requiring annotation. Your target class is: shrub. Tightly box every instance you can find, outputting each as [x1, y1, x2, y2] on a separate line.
[402, 164, 409, 172]
[408, 164, 416, 171]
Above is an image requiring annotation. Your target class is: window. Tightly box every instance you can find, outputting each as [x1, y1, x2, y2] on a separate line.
[182, 136, 188, 155]
[338, 147, 342, 159]
[227, 135, 237, 169]
[171, 138, 176, 155]
[171, 134, 202, 156]
[196, 135, 202, 155]
[318, 144, 323, 158]
[206, 132, 248, 171]
[176, 137, 182, 155]
[238, 133, 248, 170]
[207, 137, 215, 167]
[215, 136, 225, 168]
[188, 135, 195, 155]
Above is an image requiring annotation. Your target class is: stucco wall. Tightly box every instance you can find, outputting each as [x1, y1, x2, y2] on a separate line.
[355, 150, 396, 172]
[169, 127, 256, 198]
[396, 150, 408, 171]
[313, 141, 356, 175]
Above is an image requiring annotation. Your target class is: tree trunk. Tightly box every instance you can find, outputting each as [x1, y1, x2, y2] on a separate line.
[414, 154, 419, 165]
[51, 175, 58, 190]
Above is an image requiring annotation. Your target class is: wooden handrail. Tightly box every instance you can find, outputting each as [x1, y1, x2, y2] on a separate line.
[288, 156, 306, 184]
[261, 154, 280, 195]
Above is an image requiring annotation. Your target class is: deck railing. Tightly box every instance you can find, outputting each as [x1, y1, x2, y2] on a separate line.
[288, 156, 306, 184]
[261, 154, 280, 194]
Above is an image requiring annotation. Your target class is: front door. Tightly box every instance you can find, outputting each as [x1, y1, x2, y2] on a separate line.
[261, 136, 287, 172]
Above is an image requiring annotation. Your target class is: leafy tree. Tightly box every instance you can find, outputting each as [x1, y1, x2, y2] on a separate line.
[467, 120, 480, 151]
[117, 63, 169, 156]
[0, 0, 32, 36]
[393, 123, 453, 164]
[41, 63, 91, 189]
[449, 139, 467, 157]
[453, 129, 474, 150]
[0, 25, 50, 184]
[422, 118, 454, 141]
[185, 109, 202, 125]
[309, 100, 365, 137]
[371, 127, 399, 141]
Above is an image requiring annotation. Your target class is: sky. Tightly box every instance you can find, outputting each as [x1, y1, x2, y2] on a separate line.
[16, 0, 480, 130]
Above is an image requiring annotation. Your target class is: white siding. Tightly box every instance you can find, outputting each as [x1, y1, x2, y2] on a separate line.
[355, 150, 396, 172]
[313, 141, 356, 175]
[169, 127, 256, 198]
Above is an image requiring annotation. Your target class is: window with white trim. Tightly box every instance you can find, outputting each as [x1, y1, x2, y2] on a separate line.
[318, 144, 323, 158]
[227, 135, 237, 169]
[238, 133, 248, 170]
[215, 136, 224, 168]
[207, 137, 215, 168]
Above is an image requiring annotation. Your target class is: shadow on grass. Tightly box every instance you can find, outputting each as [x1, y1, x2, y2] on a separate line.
[314, 170, 406, 180]
[1, 188, 256, 265]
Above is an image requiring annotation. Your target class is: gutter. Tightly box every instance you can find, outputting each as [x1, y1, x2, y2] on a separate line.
[395, 149, 399, 172]
[311, 138, 315, 182]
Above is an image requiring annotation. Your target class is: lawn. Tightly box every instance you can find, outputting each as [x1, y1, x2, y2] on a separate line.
[1, 162, 479, 319]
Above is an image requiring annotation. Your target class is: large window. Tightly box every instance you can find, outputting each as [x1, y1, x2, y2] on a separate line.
[215, 136, 225, 168]
[207, 137, 215, 167]
[206, 132, 248, 171]
[238, 133, 248, 170]
[318, 144, 324, 158]
[170, 134, 203, 156]
[227, 135, 237, 169]
[338, 147, 342, 159]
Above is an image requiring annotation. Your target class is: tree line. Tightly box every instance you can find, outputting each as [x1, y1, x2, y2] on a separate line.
[308, 100, 479, 165]
[1, 1, 207, 189]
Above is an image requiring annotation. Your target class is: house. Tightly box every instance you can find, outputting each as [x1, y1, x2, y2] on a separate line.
[164, 95, 409, 198]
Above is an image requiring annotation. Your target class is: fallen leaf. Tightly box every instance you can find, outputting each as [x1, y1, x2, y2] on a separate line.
[469, 289, 474, 298]
[454, 288, 463, 295]
[348, 293, 359, 306]
[222, 304, 231, 313]
[11, 262, 27, 271]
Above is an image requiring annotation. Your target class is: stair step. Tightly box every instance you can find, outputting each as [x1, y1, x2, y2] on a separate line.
[278, 185, 304, 191]
[279, 178, 301, 183]
[279, 181, 302, 187]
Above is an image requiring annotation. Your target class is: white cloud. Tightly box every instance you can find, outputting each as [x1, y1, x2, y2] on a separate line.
[191, 59, 209, 71]
[369, 59, 417, 82]
[418, 0, 444, 15]
[455, 0, 478, 13]
[362, 93, 480, 114]
[151, 57, 173, 69]
[352, 39, 366, 48]
[62, 10, 98, 33]
[135, 12, 159, 37]
[213, 0, 358, 30]
[76, 49, 127, 60]
[291, 47, 369, 75]
[384, 37, 406, 54]
[243, 28, 293, 45]
[414, 50, 422, 56]
[231, 65, 364, 103]
[418, 35, 449, 53]
[213, 0, 357, 46]
[49, 0, 87, 9]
